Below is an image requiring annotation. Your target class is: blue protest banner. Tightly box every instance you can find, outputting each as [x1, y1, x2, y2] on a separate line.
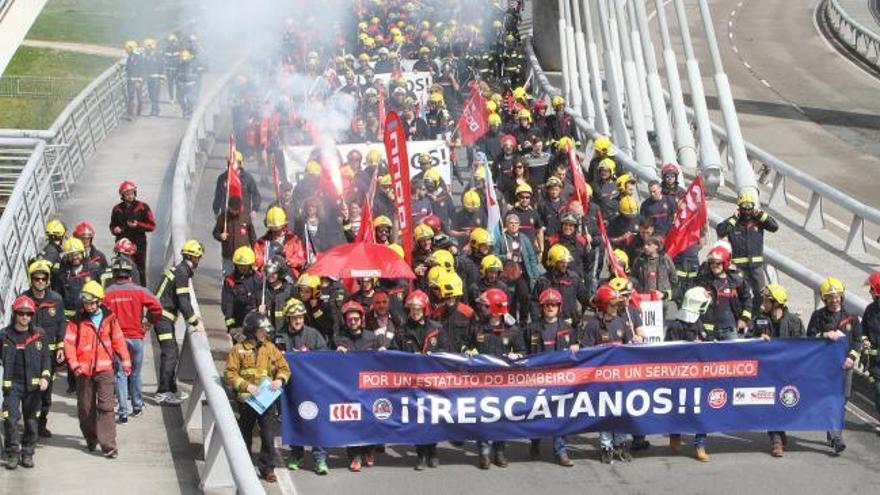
[281, 339, 847, 447]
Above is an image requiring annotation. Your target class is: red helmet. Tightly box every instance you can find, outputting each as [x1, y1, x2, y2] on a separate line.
[500, 134, 517, 147]
[593, 284, 619, 312]
[532, 99, 547, 112]
[538, 288, 563, 306]
[867, 271, 880, 297]
[341, 300, 365, 318]
[113, 238, 137, 256]
[73, 221, 95, 239]
[118, 180, 137, 196]
[11, 295, 37, 314]
[422, 214, 442, 234]
[477, 288, 508, 316]
[660, 163, 680, 177]
[707, 246, 731, 269]
[404, 290, 430, 309]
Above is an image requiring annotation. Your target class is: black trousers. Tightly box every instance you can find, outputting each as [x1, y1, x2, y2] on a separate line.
[154, 318, 179, 394]
[39, 376, 54, 426]
[239, 401, 280, 470]
[3, 388, 41, 456]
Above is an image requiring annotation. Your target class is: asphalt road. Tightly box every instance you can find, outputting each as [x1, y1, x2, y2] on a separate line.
[671, 0, 880, 208]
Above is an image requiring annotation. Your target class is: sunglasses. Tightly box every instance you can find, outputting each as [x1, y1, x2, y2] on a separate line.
[14, 312, 34, 318]
[31, 276, 48, 282]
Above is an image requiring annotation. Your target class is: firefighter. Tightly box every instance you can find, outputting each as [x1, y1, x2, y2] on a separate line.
[864, 272, 880, 421]
[752, 283, 805, 457]
[212, 151, 262, 217]
[468, 288, 523, 469]
[715, 192, 778, 308]
[666, 286, 712, 461]
[531, 244, 589, 326]
[545, 95, 577, 142]
[255, 207, 307, 277]
[54, 237, 101, 323]
[459, 228, 494, 297]
[123, 40, 144, 117]
[261, 256, 294, 332]
[806, 277, 864, 455]
[296, 274, 340, 347]
[142, 38, 164, 116]
[72, 221, 108, 274]
[586, 135, 618, 183]
[64, 281, 131, 458]
[100, 238, 142, 287]
[276, 298, 329, 475]
[660, 163, 684, 199]
[212, 196, 256, 276]
[222, 246, 263, 338]
[163, 33, 181, 102]
[153, 240, 205, 406]
[433, 272, 474, 352]
[109, 180, 156, 287]
[526, 288, 578, 466]
[224, 312, 290, 483]
[546, 212, 591, 282]
[640, 181, 677, 235]
[510, 183, 544, 253]
[39, 219, 66, 273]
[373, 215, 395, 245]
[18, 260, 65, 438]
[1, 296, 51, 469]
[394, 291, 447, 470]
[630, 235, 679, 321]
[695, 246, 752, 341]
[177, 49, 199, 117]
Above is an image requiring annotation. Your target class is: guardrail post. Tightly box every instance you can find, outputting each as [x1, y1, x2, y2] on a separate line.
[184, 382, 205, 432]
[200, 405, 236, 491]
[844, 215, 867, 256]
[804, 191, 826, 232]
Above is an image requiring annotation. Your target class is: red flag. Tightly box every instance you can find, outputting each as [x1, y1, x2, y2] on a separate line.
[355, 166, 379, 244]
[226, 133, 242, 204]
[377, 86, 387, 141]
[596, 209, 626, 279]
[567, 147, 590, 206]
[384, 111, 412, 267]
[271, 154, 281, 203]
[664, 176, 707, 259]
[456, 89, 489, 146]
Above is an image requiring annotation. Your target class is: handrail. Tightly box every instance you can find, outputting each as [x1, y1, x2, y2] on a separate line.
[523, 36, 871, 316]
[826, 0, 880, 68]
[165, 58, 265, 494]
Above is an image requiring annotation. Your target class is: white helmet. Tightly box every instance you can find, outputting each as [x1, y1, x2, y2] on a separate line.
[677, 287, 712, 323]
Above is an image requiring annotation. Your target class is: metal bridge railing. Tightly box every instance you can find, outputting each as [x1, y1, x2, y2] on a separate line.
[826, 0, 880, 69]
[159, 58, 265, 494]
[524, 37, 871, 317]
[0, 75, 91, 99]
[0, 61, 127, 322]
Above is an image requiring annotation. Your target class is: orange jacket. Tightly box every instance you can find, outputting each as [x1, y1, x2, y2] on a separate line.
[254, 228, 306, 276]
[63, 308, 132, 377]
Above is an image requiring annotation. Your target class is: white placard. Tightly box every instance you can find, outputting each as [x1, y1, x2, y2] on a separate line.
[374, 71, 433, 102]
[639, 299, 665, 343]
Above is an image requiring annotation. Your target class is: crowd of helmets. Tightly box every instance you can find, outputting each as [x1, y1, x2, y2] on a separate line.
[122, 31, 204, 118]
[202, 0, 880, 478]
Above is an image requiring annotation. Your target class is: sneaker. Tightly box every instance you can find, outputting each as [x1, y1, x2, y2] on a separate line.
[163, 393, 183, 406]
[556, 454, 574, 467]
[414, 455, 427, 471]
[349, 457, 362, 472]
[131, 408, 144, 418]
[4, 454, 18, 470]
[770, 440, 784, 458]
[614, 444, 632, 463]
[20, 455, 34, 468]
[478, 454, 491, 470]
[286, 457, 301, 471]
[314, 460, 329, 475]
[493, 451, 508, 468]
[104, 449, 118, 459]
[364, 451, 375, 467]
[831, 437, 846, 454]
[117, 416, 128, 424]
[153, 392, 168, 404]
[694, 446, 710, 462]
[259, 468, 277, 483]
[427, 454, 440, 468]
[669, 436, 682, 454]
[600, 447, 614, 464]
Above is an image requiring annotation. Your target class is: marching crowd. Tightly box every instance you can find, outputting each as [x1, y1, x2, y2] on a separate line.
[0, 0, 878, 485]
[123, 31, 205, 118]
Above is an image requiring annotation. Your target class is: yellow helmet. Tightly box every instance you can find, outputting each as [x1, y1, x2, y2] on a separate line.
[487, 113, 502, 127]
[616, 173, 635, 193]
[619, 196, 639, 216]
[613, 249, 630, 272]
[597, 157, 617, 175]
[546, 244, 573, 268]
[181, 239, 204, 258]
[473, 165, 487, 180]
[761, 284, 788, 305]
[373, 215, 393, 229]
[517, 108, 532, 121]
[512, 87, 527, 101]
[427, 266, 444, 288]
[359, 21, 369, 31]
[284, 298, 308, 317]
[463, 189, 481, 210]
[419, 45, 431, 55]
[234, 151, 244, 165]
[429, 92, 444, 104]
[166, 33, 178, 43]
[480, 254, 503, 275]
[296, 273, 321, 290]
[265, 206, 288, 229]
[438, 272, 464, 298]
[593, 135, 616, 156]
[45, 219, 66, 237]
[124, 40, 138, 52]
[737, 192, 757, 207]
[359, 52, 371, 63]
[469, 227, 493, 248]
[430, 249, 455, 271]
[378, 174, 393, 187]
[608, 276, 634, 294]
[304, 160, 321, 176]
[143, 38, 157, 50]
[423, 167, 441, 184]
[62, 237, 85, 256]
[515, 183, 533, 196]
[180, 49, 193, 62]
[556, 136, 574, 152]
[366, 149, 382, 166]
[81, 280, 105, 302]
[363, 37, 376, 48]
[388, 243, 405, 258]
[819, 277, 845, 298]
[486, 100, 498, 113]
[414, 224, 434, 241]
[551, 95, 565, 108]
[28, 259, 53, 278]
[232, 246, 256, 266]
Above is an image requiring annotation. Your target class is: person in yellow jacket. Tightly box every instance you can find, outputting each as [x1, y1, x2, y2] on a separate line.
[224, 311, 290, 483]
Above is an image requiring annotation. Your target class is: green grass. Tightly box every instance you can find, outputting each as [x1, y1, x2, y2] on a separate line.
[27, 0, 184, 47]
[0, 47, 117, 129]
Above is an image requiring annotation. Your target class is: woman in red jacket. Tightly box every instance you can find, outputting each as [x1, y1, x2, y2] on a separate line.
[63, 281, 131, 458]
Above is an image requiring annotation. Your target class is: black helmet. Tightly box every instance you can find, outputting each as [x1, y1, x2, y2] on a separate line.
[242, 311, 272, 338]
[111, 256, 134, 275]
